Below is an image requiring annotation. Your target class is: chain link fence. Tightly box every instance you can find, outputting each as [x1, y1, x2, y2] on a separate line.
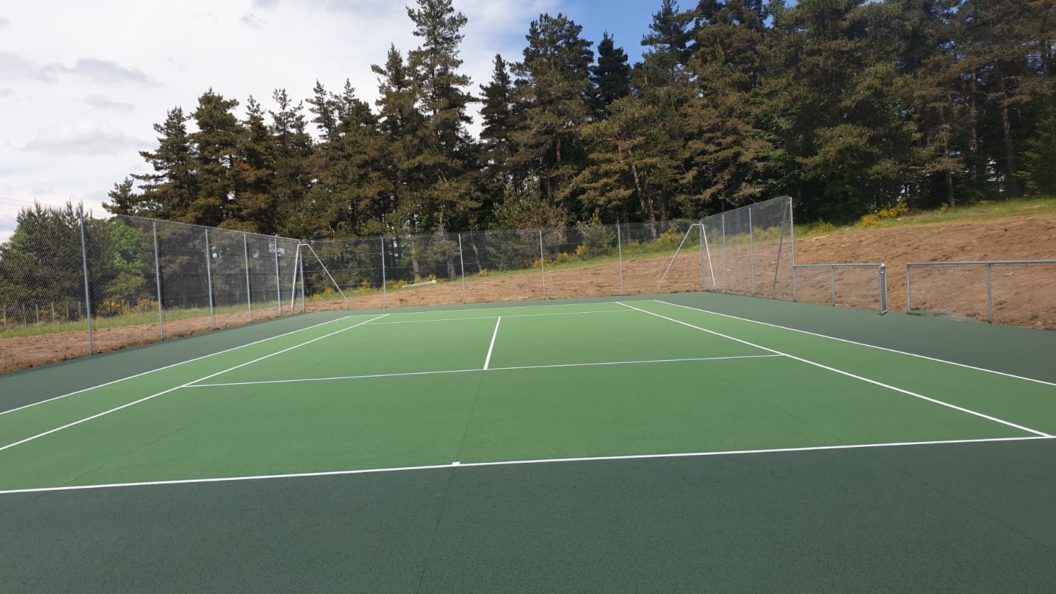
[907, 260, 1056, 327]
[3, 195, 911, 373]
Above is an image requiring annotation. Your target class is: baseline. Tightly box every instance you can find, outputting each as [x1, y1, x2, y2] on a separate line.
[0, 315, 388, 454]
[0, 314, 373, 418]
[657, 299, 1056, 389]
[371, 309, 632, 326]
[0, 435, 1049, 496]
[618, 302, 1051, 438]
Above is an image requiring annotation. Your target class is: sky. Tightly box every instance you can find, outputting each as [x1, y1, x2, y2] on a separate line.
[0, 0, 659, 243]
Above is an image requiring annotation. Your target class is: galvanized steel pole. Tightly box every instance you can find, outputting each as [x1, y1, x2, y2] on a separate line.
[204, 229, 215, 331]
[153, 221, 164, 339]
[78, 210, 94, 354]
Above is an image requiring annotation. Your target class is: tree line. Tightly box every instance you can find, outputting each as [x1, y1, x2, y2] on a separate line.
[103, 0, 1056, 239]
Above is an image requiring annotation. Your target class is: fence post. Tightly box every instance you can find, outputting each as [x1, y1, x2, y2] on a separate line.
[152, 221, 164, 339]
[78, 210, 94, 354]
[699, 220, 706, 289]
[538, 230, 547, 299]
[616, 223, 624, 295]
[299, 244, 306, 314]
[905, 266, 913, 312]
[458, 233, 467, 303]
[243, 234, 253, 322]
[878, 264, 888, 315]
[273, 236, 282, 315]
[748, 207, 756, 296]
[380, 237, 387, 308]
[830, 265, 837, 306]
[788, 196, 797, 301]
[986, 263, 994, 323]
[204, 229, 215, 331]
[721, 213, 727, 292]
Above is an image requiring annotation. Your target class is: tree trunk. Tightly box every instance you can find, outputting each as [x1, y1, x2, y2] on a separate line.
[968, 70, 983, 193]
[995, 71, 1021, 197]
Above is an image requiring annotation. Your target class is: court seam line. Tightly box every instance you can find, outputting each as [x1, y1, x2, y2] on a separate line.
[656, 299, 1056, 389]
[0, 435, 1049, 496]
[0, 315, 389, 455]
[372, 309, 632, 325]
[618, 302, 1053, 438]
[184, 355, 782, 388]
[0, 314, 370, 419]
[483, 317, 502, 370]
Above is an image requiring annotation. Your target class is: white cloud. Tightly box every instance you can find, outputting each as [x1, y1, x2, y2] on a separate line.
[0, 17, 9, 31]
[44, 58, 158, 86]
[0, 88, 13, 98]
[23, 123, 149, 156]
[0, 0, 564, 242]
[81, 94, 135, 112]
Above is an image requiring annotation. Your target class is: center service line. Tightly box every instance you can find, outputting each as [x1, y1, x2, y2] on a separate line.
[483, 316, 502, 370]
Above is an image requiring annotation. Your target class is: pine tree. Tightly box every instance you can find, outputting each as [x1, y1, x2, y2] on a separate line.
[405, 0, 479, 233]
[590, 33, 631, 119]
[130, 107, 196, 220]
[269, 89, 314, 237]
[190, 89, 240, 226]
[510, 13, 594, 206]
[229, 96, 277, 233]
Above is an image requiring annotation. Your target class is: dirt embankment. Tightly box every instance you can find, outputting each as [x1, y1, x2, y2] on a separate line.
[2, 214, 1054, 374]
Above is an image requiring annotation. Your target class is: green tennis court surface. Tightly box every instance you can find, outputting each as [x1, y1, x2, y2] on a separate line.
[1, 294, 1054, 591]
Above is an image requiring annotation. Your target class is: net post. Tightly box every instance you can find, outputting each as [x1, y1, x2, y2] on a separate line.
[748, 206, 756, 296]
[458, 233, 467, 303]
[380, 237, 387, 308]
[152, 221, 164, 339]
[204, 228, 215, 331]
[273, 236, 282, 315]
[243, 233, 253, 322]
[78, 209, 94, 354]
[616, 222, 624, 295]
[538, 230, 546, 299]
[986, 263, 994, 323]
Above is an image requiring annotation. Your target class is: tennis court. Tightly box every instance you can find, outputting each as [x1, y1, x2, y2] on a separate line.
[2, 293, 1055, 591]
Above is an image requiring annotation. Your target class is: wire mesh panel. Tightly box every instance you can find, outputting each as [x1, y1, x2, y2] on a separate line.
[792, 264, 887, 312]
[460, 228, 545, 304]
[0, 207, 92, 371]
[246, 234, 282, 319]
[908, 264, 989, 322]
[207, 228, 251, 326]
[991, 264, 1056, 329]
[747, 198, 795, 300]
[304, 237, 384, 309]
[619, 219, 698, 295]
[541, 223, 621, 300]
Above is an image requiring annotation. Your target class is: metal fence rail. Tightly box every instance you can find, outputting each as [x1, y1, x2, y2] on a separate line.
[793, 263, 888, 314]
[907, 259, 1056, 324]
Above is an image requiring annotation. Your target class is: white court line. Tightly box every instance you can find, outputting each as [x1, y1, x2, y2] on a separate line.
[186, 354, 782, 389]
[483, 317, 502, 370]
[0, 314, 373, 419]
[376, 301, 624, 317]
[372, 308, 632, 326]
[656, 299, 1056, 389]
[0, 315, 388, 455]
[0, 435, 1050, 497]
[618, 302, 1052, 438]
